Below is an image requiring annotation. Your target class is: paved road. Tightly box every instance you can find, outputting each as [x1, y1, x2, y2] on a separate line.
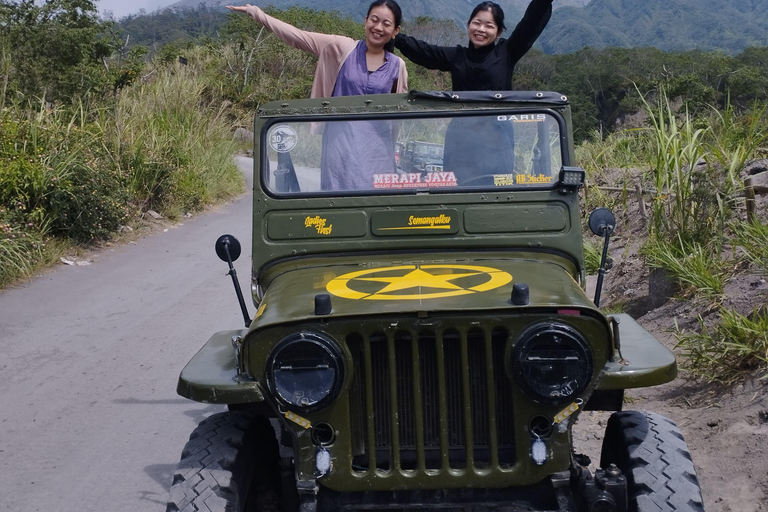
[0, 157, 255, 512]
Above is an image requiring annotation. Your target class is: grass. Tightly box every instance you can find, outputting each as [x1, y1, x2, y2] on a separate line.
[733, 220, 768, 275]
[642, 236, 729, 299]
[1, 51, 246, 287]
[579, 88, 768, 384]
[583, 239, 602, 275]
[638, 87, 711, 246]
[111, 54, 244, 217]
[677, 307, 768, 384]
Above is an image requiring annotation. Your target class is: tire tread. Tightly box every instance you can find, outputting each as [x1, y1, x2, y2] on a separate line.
[601, 410, 705, 512]
[166, 411, 276, 512]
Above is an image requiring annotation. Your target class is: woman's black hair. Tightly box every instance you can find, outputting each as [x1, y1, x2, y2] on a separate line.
[468, 1, 506, 33]
[367, 0, 402, 27]
[366, 0, 402, 52]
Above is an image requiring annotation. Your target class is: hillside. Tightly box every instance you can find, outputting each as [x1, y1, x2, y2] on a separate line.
[162, 0, 590, 28]
[150, 0, 766, 54]
[539, 0, 768, 54]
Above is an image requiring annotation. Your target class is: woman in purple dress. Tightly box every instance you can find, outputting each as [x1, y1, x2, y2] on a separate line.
[227, 1, 407, 191]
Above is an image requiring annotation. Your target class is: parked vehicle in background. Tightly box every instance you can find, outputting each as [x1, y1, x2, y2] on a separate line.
[398, 140, 444, 174]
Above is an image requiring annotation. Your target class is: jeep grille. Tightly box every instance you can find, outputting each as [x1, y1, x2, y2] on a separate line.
[347, 326, 515, 473]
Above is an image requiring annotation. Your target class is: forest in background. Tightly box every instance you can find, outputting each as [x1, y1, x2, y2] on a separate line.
[126, 0, 768, 55]
[113, 5, 768, 140]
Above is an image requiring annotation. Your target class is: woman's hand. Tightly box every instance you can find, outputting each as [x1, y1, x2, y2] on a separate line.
[225, 4, 252, 14]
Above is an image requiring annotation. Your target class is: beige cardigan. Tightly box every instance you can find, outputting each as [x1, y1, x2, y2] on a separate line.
[245, 5, 408, 97]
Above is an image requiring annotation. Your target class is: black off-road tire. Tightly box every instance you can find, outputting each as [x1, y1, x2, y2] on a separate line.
[600, 410, 705, 512]
[167, 411, 282, 512]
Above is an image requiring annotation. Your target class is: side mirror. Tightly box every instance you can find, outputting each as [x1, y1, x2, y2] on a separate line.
[215, 234, 251, 328]
[588, 208, 616, 308]
[215, 234, 241, 263]
[588, 207, 616, 237]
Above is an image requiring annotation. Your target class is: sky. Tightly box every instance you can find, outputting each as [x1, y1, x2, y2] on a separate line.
[96, 0, 178, 19]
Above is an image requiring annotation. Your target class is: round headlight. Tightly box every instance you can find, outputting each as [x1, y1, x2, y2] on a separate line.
[266, 332, 344, 412]
[511, 322, 593, 406]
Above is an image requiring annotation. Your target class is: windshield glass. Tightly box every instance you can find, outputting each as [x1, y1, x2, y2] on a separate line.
[263, 111, 564, 195]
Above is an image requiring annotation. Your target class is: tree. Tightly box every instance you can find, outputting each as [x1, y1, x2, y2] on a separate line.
[0, 0, 111, 104]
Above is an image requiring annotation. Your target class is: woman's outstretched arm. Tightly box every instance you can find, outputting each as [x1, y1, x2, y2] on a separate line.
[506, 0, 553, 64]
[226, 4, 349, 56]
[393, 34, 456, 72]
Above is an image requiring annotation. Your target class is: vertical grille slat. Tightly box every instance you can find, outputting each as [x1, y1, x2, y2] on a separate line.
[467, 328, 490, 467]
[387, 332, 401, 470]
[419, 333, 441, 470]
[485, 330, 500, 468]
[492, 327, 516, 467]
[410, 332, 426, 471]
[370, 332, 391, 469]
[350, 325, 515, 474]
[443, 330, 465, 468]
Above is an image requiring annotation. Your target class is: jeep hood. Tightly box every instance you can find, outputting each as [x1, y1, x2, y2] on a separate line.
[253, 255, 594, 328]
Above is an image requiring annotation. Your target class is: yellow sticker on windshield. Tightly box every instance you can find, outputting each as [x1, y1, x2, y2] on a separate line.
[326, 264, 512, 300]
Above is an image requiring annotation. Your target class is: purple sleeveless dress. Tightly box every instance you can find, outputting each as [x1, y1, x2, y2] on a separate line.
[321, 41, 401, 190]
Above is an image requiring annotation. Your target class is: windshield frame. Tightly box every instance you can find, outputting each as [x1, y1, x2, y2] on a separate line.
[260, 108, 570, 199]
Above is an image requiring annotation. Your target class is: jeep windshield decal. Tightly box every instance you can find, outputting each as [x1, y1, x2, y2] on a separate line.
[263, 111, 563, 195]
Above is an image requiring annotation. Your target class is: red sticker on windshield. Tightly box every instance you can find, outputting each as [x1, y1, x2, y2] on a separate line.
[373, 172, 458, 189]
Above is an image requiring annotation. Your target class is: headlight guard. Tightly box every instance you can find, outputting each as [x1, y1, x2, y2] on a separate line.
[266, 332, 345, 412]
[511, 322, 593, 406]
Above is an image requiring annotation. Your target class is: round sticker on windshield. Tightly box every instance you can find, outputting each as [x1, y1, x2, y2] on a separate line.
[268, 125, 298, 153]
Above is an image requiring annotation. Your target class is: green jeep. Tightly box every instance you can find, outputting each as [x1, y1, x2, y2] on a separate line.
[167, 91, 705, 512]
[398, 140, 444, 174]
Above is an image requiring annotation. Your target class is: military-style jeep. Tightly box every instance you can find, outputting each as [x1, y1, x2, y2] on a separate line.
[167, 91, 705, 512]
[397, 140, 444, 174]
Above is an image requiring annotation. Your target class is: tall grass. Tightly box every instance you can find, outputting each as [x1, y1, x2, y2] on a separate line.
[1, 50, 245, 286]
[112, 52, 244, 217]
[733, 220, 768, 275]
[642, 236, 729, 299]
[677, 307, 768, 383]
[582, 239, 602, 275]
[638, 88, 713, 246]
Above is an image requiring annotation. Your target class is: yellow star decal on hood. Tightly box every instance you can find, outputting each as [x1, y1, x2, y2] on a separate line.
[326, 265, 512, 300]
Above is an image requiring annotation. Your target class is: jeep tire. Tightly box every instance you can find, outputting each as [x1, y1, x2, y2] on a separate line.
[167, 411, 282, 512]
[600, 410, 705, 512]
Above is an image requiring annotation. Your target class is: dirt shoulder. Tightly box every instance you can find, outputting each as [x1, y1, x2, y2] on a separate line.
[574, 173, 768, 511]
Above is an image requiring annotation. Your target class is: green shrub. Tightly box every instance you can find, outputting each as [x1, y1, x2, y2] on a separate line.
[0, 201, 46, 285]
[0, 113, 129, 243]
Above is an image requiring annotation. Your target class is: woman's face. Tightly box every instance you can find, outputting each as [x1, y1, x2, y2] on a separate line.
[365, 6, 400, 49]
[468, 9, 499, 48]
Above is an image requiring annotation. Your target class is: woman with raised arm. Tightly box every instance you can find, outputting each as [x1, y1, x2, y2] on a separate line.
[225, 1, 408, 97]
[393, 0, 552, 91]
[226, 1, 408, 191]
[394, 1, 553, 185]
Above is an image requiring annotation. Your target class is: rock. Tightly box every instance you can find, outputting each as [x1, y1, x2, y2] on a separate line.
[147, 210, 163, 220]
[117, 225, 133, 233]
[75, 260, 91, 266]
[234, 127, 254, 143]
[648, 267, 680, 308]
[60, 257, 75, 266]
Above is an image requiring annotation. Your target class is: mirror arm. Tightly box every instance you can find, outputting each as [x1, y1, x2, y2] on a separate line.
[593, 226, 613, 308]
[223, 241, 252, 328]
